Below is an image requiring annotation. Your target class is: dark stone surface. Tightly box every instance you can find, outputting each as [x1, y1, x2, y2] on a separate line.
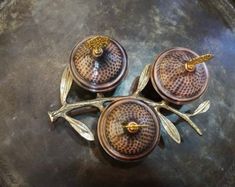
[0, 0, 235, 186]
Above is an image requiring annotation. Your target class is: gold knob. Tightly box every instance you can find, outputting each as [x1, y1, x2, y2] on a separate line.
[185, 54, 213, 72]
[123, 121, 149, 134]
[92, 47, 103, 57]
[84, 36, 110, 58]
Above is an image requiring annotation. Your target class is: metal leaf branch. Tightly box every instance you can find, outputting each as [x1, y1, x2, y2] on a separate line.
[48, 65, 210, 144]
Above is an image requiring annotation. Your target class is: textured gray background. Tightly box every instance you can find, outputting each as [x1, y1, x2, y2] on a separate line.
[0, 0, 235, 187]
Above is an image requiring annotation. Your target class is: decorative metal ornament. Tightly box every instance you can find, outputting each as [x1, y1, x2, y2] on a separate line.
[151, 47, 211, 105]
[48, 35, 213, 162]
[69, 35, 127, 92]
[98, 98, 160, 162]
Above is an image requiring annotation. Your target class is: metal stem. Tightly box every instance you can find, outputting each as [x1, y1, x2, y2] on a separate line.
[185, 54, 213, 72]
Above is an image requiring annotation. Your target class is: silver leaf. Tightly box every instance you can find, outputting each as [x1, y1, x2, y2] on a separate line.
[156, 110, 181, 144]
[60, 66, 73, 105]
[134, 64, 151, 95]
[64, 115, 94, 141]
[188, 100, 210, 117]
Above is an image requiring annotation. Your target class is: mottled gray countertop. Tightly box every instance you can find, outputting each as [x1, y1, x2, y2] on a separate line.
[1, 0, 235, 187]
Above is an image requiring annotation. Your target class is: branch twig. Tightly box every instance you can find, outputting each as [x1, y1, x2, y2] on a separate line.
[156, 101, 203, 135]
[48, 66, 209, 142]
